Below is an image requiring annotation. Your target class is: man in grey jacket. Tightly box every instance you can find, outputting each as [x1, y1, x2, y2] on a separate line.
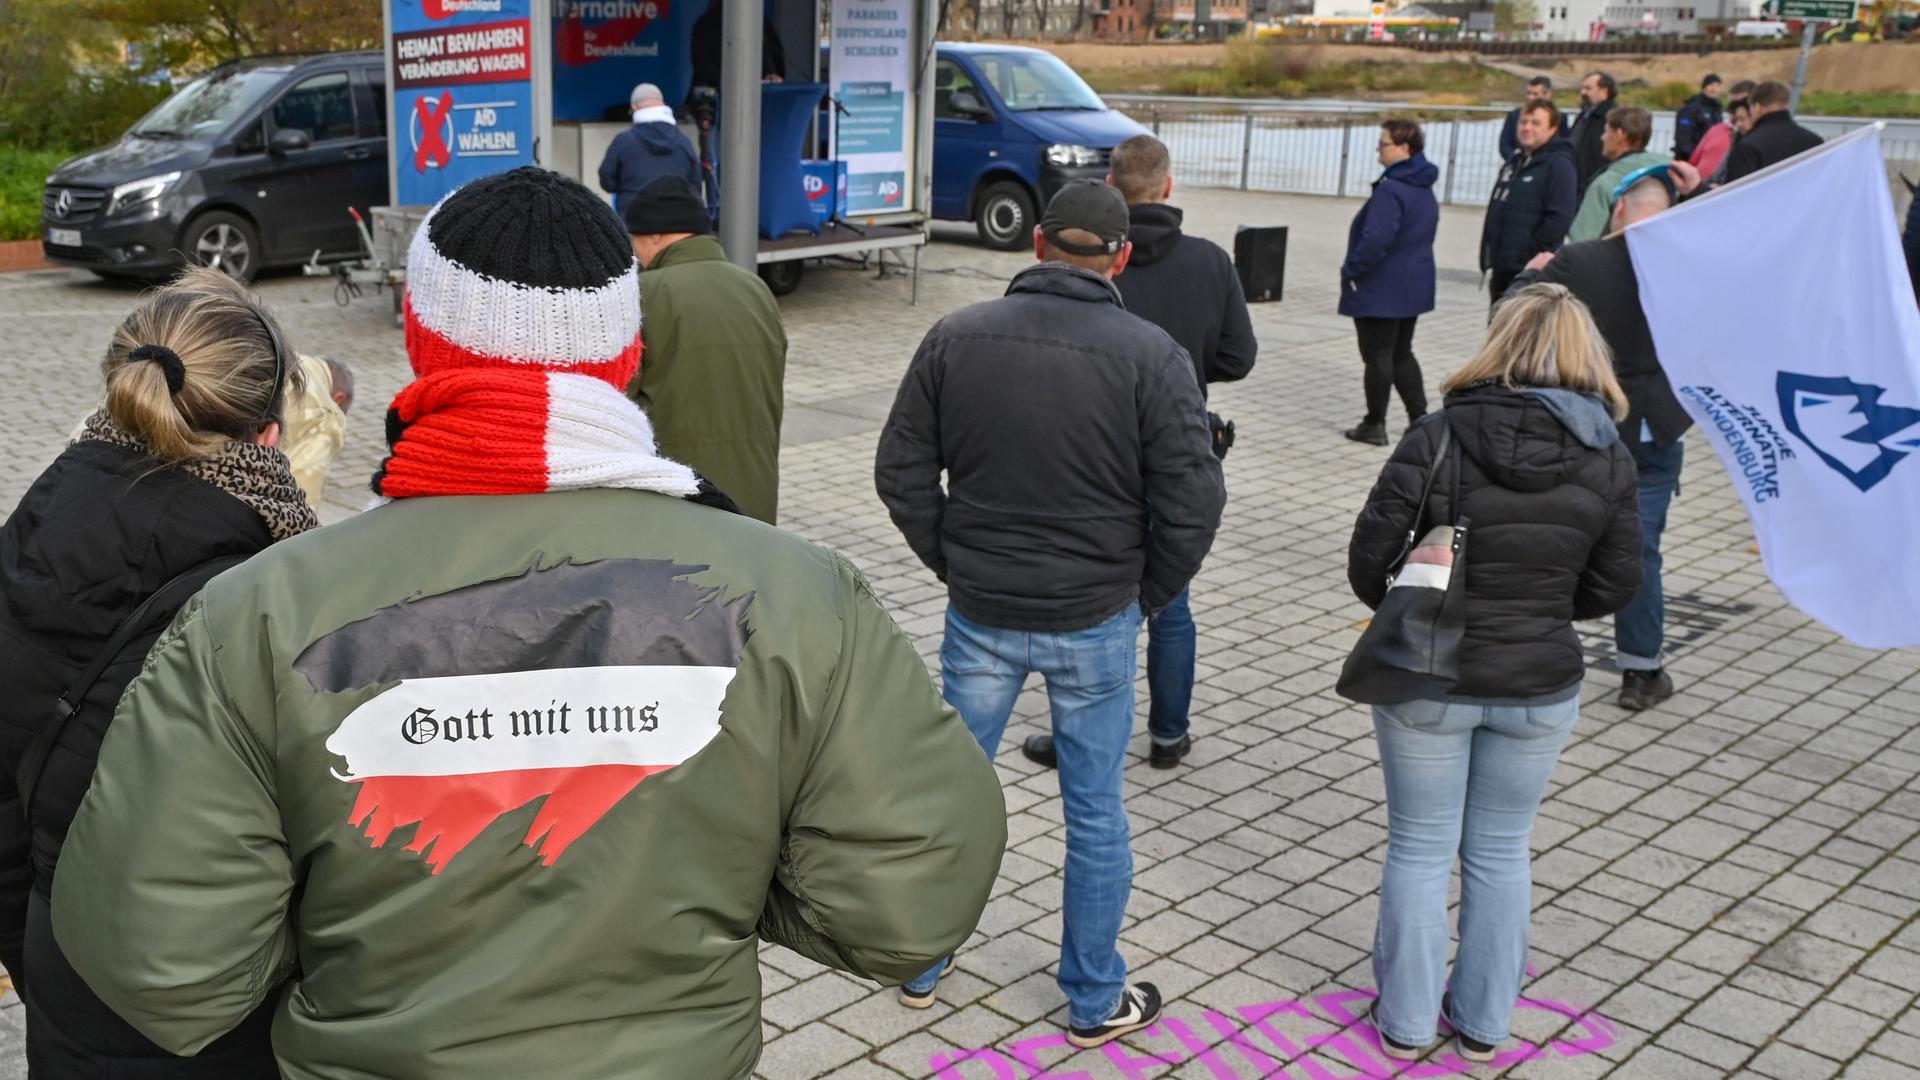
[875, 180, 1225, 1044]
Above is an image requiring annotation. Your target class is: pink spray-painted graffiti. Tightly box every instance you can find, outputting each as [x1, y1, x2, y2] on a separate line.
[925, 990, 1618, 1080]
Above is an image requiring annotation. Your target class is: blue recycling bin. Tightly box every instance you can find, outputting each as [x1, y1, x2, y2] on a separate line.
[757, 82, 827, 239]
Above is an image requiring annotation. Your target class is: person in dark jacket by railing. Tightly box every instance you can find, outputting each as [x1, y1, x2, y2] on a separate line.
[1498, 76, 1567, 162]
[1672, 73, 1724, 160]
[876, 180, 1224, 1043]
[1340, 119, 1440, 447]
[1904, 177, 1920, 308]
[1347, 283, 1642, 1067]
[1480, 101, 1578, 308]
[1020, 134, 1254, 776]
[1569, 72, 1618, 194]
[0, 267, 318, 1078]
[1724, 80, 1824, 184]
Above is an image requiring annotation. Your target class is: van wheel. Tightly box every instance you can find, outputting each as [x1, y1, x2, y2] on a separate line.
[975, 181, 1035, 251]
[759, 260, 804, 296]
[183, 211, 260, 283]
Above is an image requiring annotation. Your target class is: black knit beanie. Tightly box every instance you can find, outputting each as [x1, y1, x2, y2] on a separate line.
[623, 176, 713, 237]
[423, 166, 632, 290]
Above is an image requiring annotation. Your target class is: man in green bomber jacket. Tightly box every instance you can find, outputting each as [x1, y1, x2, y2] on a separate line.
[51, 168, 1006, 1080]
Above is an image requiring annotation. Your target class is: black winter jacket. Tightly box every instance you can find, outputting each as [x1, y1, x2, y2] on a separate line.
[1673, 92, 1724, 159]
[1570, 98, 1617, 193]
[1480, 138, 1578, 279]
[0, 439, 280, 1078]
[1347, 384, 1643, 700]
[1114, 204, 1258, 396]
[1905, 179, 1920, 308]
[1518, 236, 1692, 448]
[876, 263, 1226, 630]
[597, 120, 701, 216]
[1724, 110, 1824, 184]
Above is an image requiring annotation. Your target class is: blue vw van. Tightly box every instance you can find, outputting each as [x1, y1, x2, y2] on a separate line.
[930, 43, 1148, 249]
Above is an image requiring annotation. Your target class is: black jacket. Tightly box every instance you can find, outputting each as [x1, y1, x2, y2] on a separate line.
[1347, 385, 1643, 699]
[1114, 203, 1258, 396]
[1724, 110, 1824, 184]
[1519, 236, 1692, 448]
[1905, 180, 1920, 308]
[876, 263, 1226, 630]
[0, 439, 280, 1077]
[597, 121, 701, 216]
[1480, 138, 1578, 279]
[1570, 98, 1617, 193]
[1673, 93, 1724, 159]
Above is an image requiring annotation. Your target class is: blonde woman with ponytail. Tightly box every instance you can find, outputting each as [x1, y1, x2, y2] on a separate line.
[0, 266, 313, 1078]
[1346, 284, 1644, 1065]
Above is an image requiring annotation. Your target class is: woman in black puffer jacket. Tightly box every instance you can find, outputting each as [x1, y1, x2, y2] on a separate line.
[1347, 283, 1642, 1066]
[0, 267, 317, 1077]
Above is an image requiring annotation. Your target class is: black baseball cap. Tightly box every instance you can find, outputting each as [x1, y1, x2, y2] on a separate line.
[1039, 179, 1129, 256]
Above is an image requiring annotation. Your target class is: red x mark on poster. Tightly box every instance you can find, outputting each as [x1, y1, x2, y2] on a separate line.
[413, 92, 455, 173]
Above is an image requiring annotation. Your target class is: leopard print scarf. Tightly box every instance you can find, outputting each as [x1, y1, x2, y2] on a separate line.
[78, 410, 320, 543]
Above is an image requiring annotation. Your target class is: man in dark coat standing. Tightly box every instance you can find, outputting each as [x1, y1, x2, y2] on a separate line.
[1019, 135, 1254, 775]
[1480, 101, 1578, 308]
[624, 177, 787, 524]
[1499, 76, 1566, 162]
[598, 83, 701, 217]
[876, 181, 1224, 1040]
[1673, 74, 1724, 160]
[1569, 71, 1619, 194]
[1340, 118, 1439, 447]
[1518, 170, 1694, 711]
[1724, 80, 1824, 183]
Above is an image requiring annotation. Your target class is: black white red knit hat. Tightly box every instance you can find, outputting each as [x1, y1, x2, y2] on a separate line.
[378, 168, 701, 501]
[404, 166, 643, 388]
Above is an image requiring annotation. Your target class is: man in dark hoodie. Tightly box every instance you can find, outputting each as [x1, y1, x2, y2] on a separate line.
[1018, 134, 1254, 775]
[598, 83, 702, 217]
[1480, 100, 1577, 308]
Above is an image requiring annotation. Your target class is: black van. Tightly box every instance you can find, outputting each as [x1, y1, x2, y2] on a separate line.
[41, 51, 389, 282]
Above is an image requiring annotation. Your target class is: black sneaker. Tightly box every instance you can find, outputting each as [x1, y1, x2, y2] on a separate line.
[1021, 734, 1058, 770]
[1068, 983, 1163, 1049]
[1441, 993, 1498, 1063]
[897, 956, 957, 1009]
[1368, 1000, 1435, 1061]
[1344, 421, 1389, 446]
[1618, 668, 1676, 711]
[1149, 735, 1191, 770]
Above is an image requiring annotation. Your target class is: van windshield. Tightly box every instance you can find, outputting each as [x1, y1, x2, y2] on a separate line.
[972, 52, 1104, 112]
[132, 66, 288, 138]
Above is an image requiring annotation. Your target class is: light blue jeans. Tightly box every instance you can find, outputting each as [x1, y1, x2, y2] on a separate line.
[904, 602, 1141, 1028]
[1370, 693, 1580, 1047]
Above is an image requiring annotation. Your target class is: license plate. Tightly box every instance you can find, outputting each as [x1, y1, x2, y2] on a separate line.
[47, 228, 80, 247]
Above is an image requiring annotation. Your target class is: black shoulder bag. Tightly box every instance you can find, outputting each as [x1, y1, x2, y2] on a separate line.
[1336, 423, 1471, 705]
[14, 555, 247, 834]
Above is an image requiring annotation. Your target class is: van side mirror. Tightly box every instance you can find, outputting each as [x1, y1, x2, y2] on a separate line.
[269, 128, 312, 155]
[949, 91, 990, 120]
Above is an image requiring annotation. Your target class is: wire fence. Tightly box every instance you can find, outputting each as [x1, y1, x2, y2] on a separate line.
[1104, 95, 1920, 208]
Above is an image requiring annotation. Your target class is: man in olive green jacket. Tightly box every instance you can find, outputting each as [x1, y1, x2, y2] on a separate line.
[625, 176, 787, 523]
[52, 167, 1003, 1080]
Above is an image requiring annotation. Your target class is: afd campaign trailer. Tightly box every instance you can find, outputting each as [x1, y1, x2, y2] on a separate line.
[376, 0, 934, 299]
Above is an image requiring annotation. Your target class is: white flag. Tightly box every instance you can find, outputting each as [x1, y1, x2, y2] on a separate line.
[1627, 126, 1920, 649]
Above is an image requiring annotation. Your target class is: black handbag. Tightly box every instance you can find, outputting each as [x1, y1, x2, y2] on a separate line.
[1208, 411, 1236, 460]
[1336, 423, 1471, 705]
[14, 555, 246, 836]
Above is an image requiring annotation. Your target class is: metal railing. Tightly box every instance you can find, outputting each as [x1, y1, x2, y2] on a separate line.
[1105, 94, 1920, 207]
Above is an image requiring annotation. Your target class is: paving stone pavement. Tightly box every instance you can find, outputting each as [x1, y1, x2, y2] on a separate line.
[0, 185, 1916, 1080]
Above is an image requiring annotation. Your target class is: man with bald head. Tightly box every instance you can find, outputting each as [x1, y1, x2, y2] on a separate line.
[597, 81, 700, 216]
[1519, 164, 1698, 712]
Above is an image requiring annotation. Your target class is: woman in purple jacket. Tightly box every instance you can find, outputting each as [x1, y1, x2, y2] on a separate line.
[1339, 119, 1441, 447]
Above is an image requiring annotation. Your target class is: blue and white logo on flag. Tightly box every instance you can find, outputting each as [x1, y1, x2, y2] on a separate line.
[1777, 373, 1920, 493]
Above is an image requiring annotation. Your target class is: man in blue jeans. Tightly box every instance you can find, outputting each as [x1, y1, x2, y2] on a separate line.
[876, 181, 1225, 1043]
[1020, 135, 1255, 773]
[1520, 170, 1695, 709]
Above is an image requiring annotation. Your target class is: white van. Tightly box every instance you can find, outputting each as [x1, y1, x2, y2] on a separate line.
[1733, 19, 1790, 37]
